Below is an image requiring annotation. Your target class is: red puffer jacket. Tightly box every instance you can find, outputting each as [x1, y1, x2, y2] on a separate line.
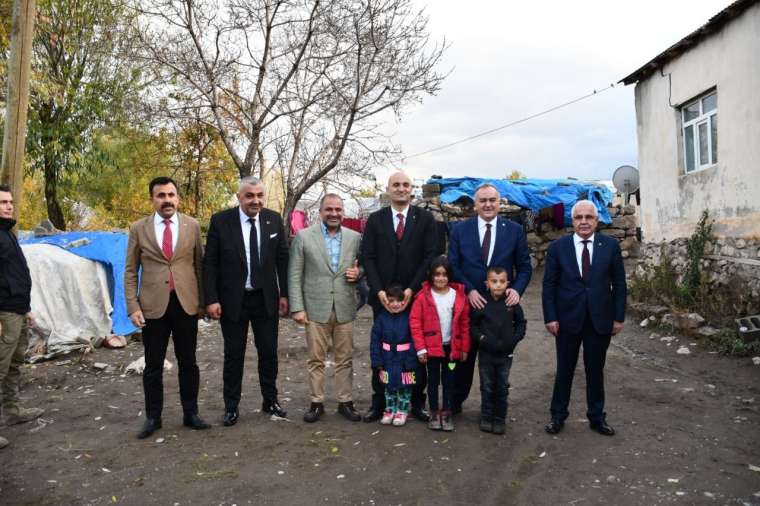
[410, 282, 471, 360]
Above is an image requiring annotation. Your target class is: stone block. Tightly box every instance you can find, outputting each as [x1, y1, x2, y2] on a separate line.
[622, 204, 637, 215]
[600, 228, 625, 239]
[612, 215, 637, 229]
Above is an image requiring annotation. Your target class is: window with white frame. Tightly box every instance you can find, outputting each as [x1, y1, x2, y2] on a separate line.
[681, 91, 717, 173]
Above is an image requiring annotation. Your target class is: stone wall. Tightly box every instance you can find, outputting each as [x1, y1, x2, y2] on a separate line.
[635, 237, 760, 306]
[414, 190, 640, 267]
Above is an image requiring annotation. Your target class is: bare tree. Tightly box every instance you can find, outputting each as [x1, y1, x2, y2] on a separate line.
[135, 0, 446, 217]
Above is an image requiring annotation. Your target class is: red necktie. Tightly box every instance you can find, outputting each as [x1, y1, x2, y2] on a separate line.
[481, 223, 492, 264]
[581, 240, 590, 281]
[395, 213, 404, 240]
[162, 219, 175, 290]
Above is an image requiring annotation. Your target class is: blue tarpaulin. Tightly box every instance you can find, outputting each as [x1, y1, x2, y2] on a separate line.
[428, 177, 615, 225]
[20, 232, 138, 336]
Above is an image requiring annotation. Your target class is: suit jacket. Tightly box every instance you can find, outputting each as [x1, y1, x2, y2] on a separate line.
[288, 223, 361, 324]
[203, 207, 288, 322]
[542, 233, 627, 335]
[361, 205, 437, 308]
[448, 216, 532, 296]
[124, 212, 204, 319]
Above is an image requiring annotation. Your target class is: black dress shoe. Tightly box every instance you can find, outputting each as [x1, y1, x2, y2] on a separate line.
[589, 420, 615, 436]
[183, 414, 211, 430]
[303, 402, 325, 423]
[262, 400, 287, 418]
[410, 407, 431, 422]
[137, 418, 162, 439]
[362, 408, 382, 423]
[544, 419, 564, 435]
[337, 402, 361, 422]
[223, 409, 239, 427]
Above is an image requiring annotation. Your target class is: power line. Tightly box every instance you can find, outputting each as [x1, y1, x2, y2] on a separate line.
[396, 83, 618, 163]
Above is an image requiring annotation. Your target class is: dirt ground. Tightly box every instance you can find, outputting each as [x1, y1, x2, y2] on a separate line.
[2, 267, 760, 505]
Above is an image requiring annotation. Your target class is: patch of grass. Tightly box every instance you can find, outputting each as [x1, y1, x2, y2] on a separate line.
[708, 328, 760, 356]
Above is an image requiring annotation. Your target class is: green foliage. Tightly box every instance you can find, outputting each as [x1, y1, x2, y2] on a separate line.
[709, 328, 760, 356]
[681, 210, 713, 303]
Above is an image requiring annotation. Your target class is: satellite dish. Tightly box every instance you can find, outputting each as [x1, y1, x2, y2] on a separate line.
[612, 165, 639, 194]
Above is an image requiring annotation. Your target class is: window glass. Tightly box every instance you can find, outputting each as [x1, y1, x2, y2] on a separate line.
[702, 93, 717, 112]
[685, 125, 695, 172]
[683, 102, 700, 122]
[711, 114, 718, 164]
[698, 122, 709, 166]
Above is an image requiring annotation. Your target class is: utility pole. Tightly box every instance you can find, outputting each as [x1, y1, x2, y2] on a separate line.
[1, 0, 36, 221]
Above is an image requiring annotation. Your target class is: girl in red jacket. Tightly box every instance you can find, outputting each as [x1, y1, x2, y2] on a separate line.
[410, 255, 471, 431]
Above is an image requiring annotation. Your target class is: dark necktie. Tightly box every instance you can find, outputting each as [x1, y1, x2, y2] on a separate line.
[162, 219, 175, 290]
[481, 223, 492, 264]
[249, 218, 260, 288]
[581, 240, 590, 280]
[395, 213, 404, 240]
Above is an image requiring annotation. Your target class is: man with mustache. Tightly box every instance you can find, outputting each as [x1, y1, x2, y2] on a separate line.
[125, 177, 210, 439]
[204, 176, 289, 426]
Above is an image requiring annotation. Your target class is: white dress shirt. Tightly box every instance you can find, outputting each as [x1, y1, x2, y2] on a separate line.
[391, 205, 410, 232]
[477, 216, 497, 265]
[153, 212, 178, 252]
[240, 208, 261, 290]
[573, 233, 595, 277]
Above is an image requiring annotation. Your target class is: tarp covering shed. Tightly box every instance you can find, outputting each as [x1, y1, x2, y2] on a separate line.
[428, 177, 615, 225]
[21, 244, 114, 360]
[20, 232, 137, 336]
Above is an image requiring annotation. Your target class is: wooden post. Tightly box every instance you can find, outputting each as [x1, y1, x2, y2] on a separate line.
[1, 0, 36, 221]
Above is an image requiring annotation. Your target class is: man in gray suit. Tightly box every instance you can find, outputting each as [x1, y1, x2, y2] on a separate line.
[289, 194, 363, 423]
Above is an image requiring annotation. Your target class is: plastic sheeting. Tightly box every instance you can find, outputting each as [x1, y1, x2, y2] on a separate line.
[428, 177, 615, 225]
[21, 244, 114, 361]
[20, 231, 137, 336]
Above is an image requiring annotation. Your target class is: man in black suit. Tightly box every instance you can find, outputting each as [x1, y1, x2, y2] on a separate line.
[204, 176, 289, 426]
[361, 171, 438, 422]
[542, 200, 626, 436]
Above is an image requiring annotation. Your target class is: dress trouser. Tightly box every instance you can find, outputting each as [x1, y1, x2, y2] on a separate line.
[370, 304, 426, 412]
[221, 289, 279, 410]
[0, 311, 28, 411]
[306, 311, 354, 403]
[550, 313, 611, 423]
[452, 335, 479, 410]
[142, 292, 200, 419]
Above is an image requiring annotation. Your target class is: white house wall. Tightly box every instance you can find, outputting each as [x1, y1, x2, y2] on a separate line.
[634, 3, 760, 241]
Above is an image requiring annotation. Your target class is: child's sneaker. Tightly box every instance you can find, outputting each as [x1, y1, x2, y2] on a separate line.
[441, 411, 454, 431]
[392, 411, 408, 427]
[479, 418, 493, 433]
[428, 410, 442, 430]
[380, 410, 394, 425]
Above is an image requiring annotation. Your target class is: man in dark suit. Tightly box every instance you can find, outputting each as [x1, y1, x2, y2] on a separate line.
[448, 183, 532, 413]
[361, 172, 438, 422]
[542, 199, 626, 436]
[204, 176, 289, 426]
[124, 176, 210, 439]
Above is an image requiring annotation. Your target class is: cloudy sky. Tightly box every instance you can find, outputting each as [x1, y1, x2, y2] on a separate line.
[376, 0, 734, 186]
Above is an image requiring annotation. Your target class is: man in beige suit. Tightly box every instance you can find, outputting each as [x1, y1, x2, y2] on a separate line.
[289, 194, 362, 423]
[125, 176, 210, 439]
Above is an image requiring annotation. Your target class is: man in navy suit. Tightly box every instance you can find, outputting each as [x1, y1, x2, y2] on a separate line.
[542, 200, 626, 436]
[448, 183, 532, 413]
